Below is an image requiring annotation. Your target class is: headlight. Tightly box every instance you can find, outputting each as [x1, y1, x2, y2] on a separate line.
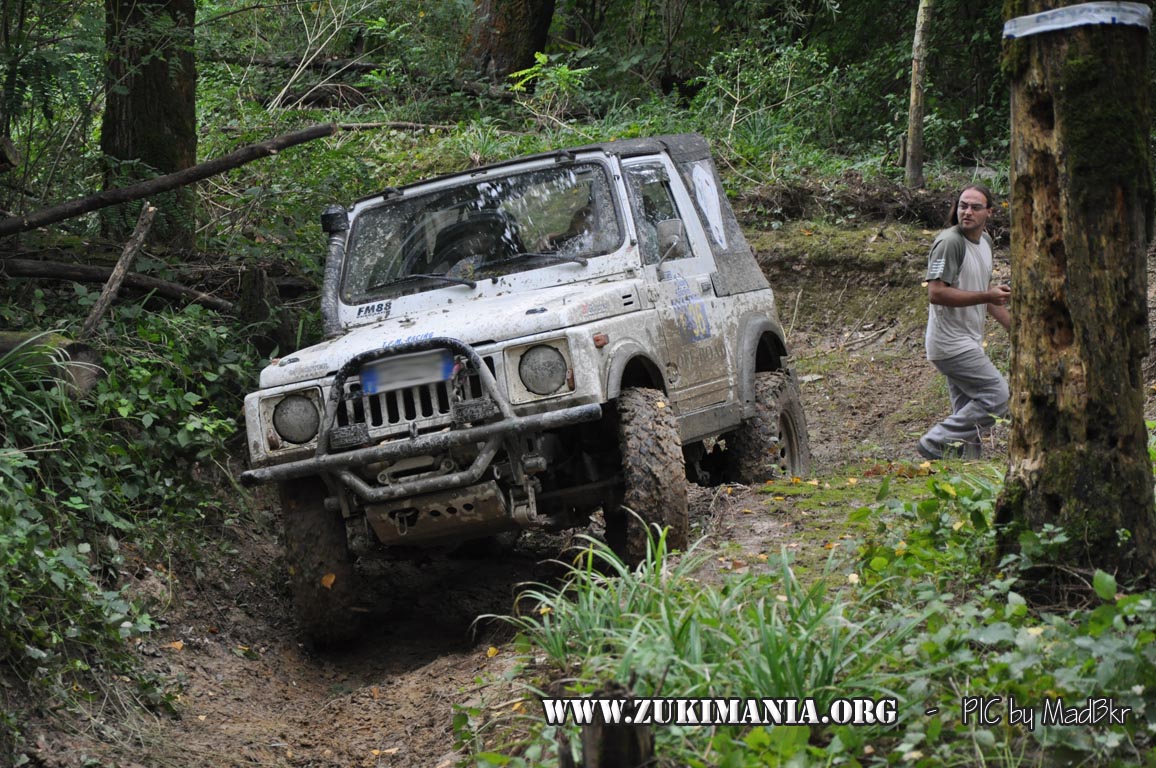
[272, 394, 321, 444]
[518, 345, 567, 395]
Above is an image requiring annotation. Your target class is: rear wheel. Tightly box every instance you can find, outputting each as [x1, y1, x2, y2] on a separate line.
[606, 387, 689, 566]
[279, 477, 359, 647]
[728, 371, 811, 484]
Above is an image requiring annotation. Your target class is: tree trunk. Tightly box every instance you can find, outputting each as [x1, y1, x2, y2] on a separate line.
[904, 0, 933, 189]
[101, 0, 196, 244]
[997, 2, 1156, 581]
[467, 0, 556, 80]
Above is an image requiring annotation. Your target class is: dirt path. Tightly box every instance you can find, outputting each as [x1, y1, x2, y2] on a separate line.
[19, 252, 993, 768]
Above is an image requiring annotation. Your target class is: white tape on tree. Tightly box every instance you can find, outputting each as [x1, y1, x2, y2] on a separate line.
[1003, 2, 1151, 39]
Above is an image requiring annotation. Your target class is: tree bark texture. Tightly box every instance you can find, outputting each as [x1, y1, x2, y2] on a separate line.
[905, 0, 933, 189]
[998, 2, 1156, 579]
[468, 0, 556, 79]
[102, 0, 196, 243]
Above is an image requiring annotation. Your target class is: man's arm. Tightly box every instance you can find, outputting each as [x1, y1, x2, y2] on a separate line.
[988, 303, 1010, 331]
[927, 280, 1011, 309]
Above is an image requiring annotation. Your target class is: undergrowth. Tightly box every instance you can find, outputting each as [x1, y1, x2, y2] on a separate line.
[0, 293, 257, 763]
[462, 471, 1156, 767]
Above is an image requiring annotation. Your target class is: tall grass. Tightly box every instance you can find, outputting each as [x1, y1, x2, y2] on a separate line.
[480, 526, 924, 764]
[469, 473, 1156, 767]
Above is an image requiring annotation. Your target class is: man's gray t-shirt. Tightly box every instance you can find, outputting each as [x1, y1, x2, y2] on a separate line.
[924, 227, 993, 361]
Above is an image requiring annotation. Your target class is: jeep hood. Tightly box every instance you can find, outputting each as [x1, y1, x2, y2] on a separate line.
[260, 281, 640, 389]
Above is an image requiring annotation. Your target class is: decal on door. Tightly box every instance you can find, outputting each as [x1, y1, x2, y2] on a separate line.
[670, 276, 712, 342]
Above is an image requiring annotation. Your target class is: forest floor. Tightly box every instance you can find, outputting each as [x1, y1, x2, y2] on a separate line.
[17, 192, 1156, 768]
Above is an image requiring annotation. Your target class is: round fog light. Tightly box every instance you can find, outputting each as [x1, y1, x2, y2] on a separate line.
[273, 394, 320, 444]
[518, 345, 567, 395]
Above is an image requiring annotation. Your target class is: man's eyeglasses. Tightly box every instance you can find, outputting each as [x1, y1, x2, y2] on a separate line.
[957, 202, 988, 212]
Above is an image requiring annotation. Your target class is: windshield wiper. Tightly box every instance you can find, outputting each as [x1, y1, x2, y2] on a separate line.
[366, 273, 477, 292]
[499, 251, 589, 268]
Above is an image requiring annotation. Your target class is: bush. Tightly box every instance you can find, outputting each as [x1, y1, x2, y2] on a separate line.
[0, 303, 258, 761]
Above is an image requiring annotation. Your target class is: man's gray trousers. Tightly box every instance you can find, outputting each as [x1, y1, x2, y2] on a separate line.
[919, 346, 1008, 459]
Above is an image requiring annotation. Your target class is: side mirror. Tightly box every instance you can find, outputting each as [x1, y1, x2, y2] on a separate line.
[655, 218, 688, 269]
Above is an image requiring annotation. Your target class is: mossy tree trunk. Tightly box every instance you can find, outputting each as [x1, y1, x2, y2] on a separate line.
[997, 1, 1156, 580]
[467, 0, 556, 80]
[101, 0, 196, 245]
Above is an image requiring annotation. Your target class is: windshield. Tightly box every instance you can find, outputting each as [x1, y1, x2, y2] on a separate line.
[342, 162, 623, 303]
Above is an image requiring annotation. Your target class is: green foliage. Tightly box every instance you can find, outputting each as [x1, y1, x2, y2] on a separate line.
[471, 472, 1156, 766]
[509, 52, 596, 126]
[468, 526, 922, 766]
[0, 299, 257, 760]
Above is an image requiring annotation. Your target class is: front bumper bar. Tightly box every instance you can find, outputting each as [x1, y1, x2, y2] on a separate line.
[238, 401, 602, 491]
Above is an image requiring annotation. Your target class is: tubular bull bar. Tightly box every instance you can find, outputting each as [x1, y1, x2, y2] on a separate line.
[238, 336, 604, 502]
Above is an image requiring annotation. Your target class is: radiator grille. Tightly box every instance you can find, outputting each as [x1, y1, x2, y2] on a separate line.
[335, 356, 495, 437]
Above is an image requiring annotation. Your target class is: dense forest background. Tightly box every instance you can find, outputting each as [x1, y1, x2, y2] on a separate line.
[1, 0, 1009, 249]
[6, 2, 1155, 766]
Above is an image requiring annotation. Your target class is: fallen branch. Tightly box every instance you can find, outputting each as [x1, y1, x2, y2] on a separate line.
[1, 258, 233, 312]
[80, 202, 156, 339]
[0, 123, 339, 238]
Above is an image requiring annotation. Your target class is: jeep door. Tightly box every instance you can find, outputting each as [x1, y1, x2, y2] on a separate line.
[623, 158, 731, 413]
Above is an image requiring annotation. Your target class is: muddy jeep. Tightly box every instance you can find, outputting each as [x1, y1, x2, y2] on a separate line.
[240, 134, 810, 644]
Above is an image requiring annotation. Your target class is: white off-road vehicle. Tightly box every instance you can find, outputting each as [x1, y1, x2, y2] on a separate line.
[240, 134, 809, 644]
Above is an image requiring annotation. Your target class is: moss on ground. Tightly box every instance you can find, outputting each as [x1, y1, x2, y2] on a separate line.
[751, 220, 930, 283]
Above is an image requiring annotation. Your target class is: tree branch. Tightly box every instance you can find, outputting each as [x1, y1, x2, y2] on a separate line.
[0, 123, 339, 238]
[80, 202, 156, 339]
[1, 258, 234, 312]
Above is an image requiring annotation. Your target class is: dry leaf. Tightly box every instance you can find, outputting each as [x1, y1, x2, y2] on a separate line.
[166, 640, 184, 652]
[320, 573, 336, 589]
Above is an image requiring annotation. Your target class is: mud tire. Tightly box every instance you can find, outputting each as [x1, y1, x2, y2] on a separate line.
[279, 478, 359, 648]
[607, 387, 689, 566]
[728, 370, 811, 484]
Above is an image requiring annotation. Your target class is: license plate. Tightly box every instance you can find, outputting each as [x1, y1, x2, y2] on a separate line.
[360, 349, 454, 394]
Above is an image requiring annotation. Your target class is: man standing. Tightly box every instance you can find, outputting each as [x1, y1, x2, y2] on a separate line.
[918, 184, 1011, 460]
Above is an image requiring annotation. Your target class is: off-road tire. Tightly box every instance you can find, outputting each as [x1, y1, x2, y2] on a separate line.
[279, 477, 359, 647]
[728, 370, 811, 484]
[607, 387, 689, 565]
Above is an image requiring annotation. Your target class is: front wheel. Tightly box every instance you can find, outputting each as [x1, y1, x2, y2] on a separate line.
[727, 370, 811, 484]
[279, 477, 359, 647]
[606, 387, 689, 566]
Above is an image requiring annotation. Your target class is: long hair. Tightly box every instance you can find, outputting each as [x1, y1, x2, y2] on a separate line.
[948, 184, 995, 226]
